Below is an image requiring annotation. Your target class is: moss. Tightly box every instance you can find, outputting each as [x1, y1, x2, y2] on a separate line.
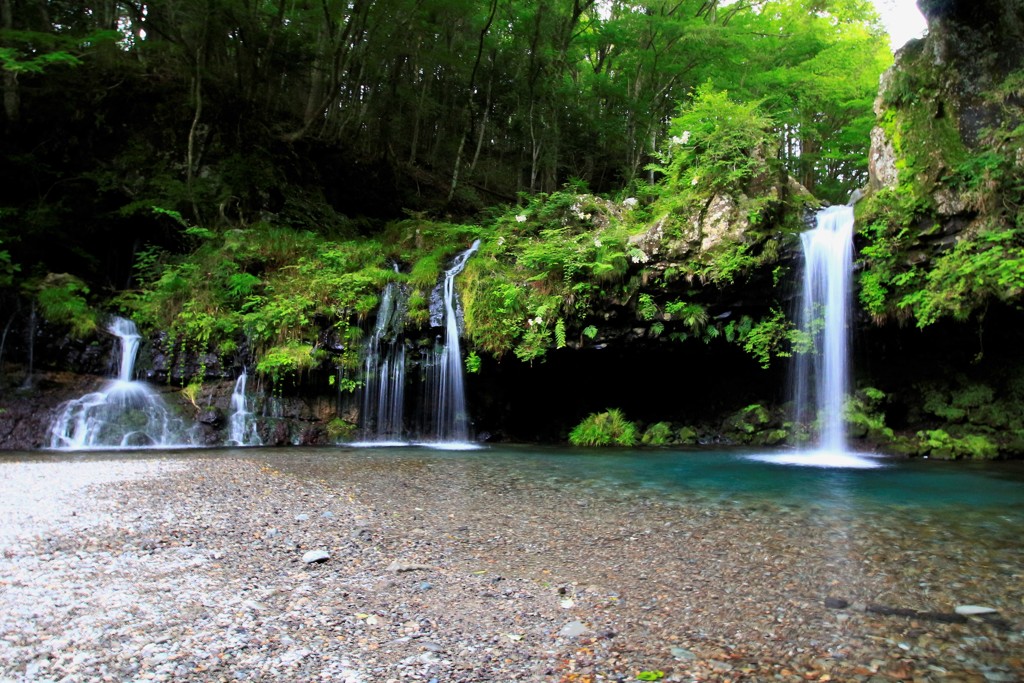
[326, 417, 357, 442]
[641, 422, 674, 446]
[676, 426, 699, 445]
[723, 403, 774, 443]
[859, 41, 1024, 329]
[844, 388, 895, 442]
[916, 429, 999, 460]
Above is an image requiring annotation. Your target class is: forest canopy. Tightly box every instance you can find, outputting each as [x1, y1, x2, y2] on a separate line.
[0, 0, 891, 347]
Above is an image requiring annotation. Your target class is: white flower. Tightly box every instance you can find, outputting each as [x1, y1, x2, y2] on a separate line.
[594, 238, 602, 248]
[681, 130, 691, 144]
[623, 197, 638, 208]
[515, 214, 527, 223]
[629, 249, 649, 264]
[691, 176, 699, 186]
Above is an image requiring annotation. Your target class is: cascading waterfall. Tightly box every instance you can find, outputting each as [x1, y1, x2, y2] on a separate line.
[359, 275, 408, 443]
[49, 317, 194, 449]
[424, 240, 480, 444]
[227, 370, 262, 446]
[795, 204, 855, 454]
[751, 203, 880, 468]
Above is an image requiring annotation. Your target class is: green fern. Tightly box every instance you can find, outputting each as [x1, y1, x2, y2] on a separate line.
[569, 408, 638, 447]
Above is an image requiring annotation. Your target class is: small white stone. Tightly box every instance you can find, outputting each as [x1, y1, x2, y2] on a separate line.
[559, 620, 590, 638]
[955, 605, 998, 616]
[302, 549, 330, 564]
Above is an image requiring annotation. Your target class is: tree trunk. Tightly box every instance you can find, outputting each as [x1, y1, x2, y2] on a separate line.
[1, 0, 18, 124]
[187, 46, 204, 223]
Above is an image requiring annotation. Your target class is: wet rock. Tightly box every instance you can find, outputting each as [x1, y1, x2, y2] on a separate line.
[671, 646, 697, 661]
[197, 408, 223, 426]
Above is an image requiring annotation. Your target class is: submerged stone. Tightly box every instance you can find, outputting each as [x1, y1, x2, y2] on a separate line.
[559, 621, 590, 638]
[954, 605, 998, 616]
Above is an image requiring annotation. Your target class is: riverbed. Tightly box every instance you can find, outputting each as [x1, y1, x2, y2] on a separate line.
[1, 447, 1022, 682]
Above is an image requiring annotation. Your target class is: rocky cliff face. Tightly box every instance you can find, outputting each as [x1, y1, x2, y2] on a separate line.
[868, 0, 1022, 217]
[855, 0, 1024, 458]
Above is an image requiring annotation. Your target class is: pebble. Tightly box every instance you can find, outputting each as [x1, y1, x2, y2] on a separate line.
[302, 549, 331, 564]
[559, 621, 590, 638]
[956, 605, 999, 615]
[0, 455, 1020, 683]
[386, 559, 432, 573]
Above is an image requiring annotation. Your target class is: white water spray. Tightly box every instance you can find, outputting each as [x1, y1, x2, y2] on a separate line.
[359, 275, 408, 443]
[426, 240, 480, 444]
[49, 317, 194, 449]
[752, 205, 881, 469]
[227, 370, 262, 446]
[798, 205, 854, 454]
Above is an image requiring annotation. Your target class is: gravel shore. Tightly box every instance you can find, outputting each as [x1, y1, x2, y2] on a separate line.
[1, 452, 1021, 682]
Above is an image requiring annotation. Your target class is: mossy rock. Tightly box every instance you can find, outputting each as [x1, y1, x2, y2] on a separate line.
[754, 428, 788, 446]
[641, 422, 674, 447]
[676, 426, 699, 445]
[916, 429, 999, 460]
[723, 403, 771, 436]
[889, 434, 925, 457]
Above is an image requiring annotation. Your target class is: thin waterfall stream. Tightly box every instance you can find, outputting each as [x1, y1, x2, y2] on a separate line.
[227, 370, 262, 446]
[797, 204, 854, 454]
[753, 205, 881, 469]
[359, 274, 408, 443]
[425, 240, 480, 445]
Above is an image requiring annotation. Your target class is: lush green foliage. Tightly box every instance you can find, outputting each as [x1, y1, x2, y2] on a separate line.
[744, 1, 891, 200]
[569, 408, 638, 447]
[649, 84, 776, 198]
[34, 273, 97, 337]
[857, 53, 1024, 329]
[0, 0, 895, 406]
[916, 429, 999, 460]
[114, 223, 394, 386]
[844, 387, 894, 442]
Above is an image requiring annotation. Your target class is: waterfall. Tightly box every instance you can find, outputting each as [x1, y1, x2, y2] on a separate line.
[750, 204, 881, 468]
[425, 240, 479, 444]
[49, 317, 194, 449]
[795, 204, 854, 454]
[110, 316, 141, 382]
[359, 276, 408, 443]
[227, 370, 262, 446]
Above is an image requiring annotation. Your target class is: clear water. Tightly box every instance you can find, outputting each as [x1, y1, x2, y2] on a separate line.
[245, 445, 1024, 515]
[18, 445, 1024, 519]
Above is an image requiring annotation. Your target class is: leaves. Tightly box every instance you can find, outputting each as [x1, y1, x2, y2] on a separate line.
[569, 408, 638, 447]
